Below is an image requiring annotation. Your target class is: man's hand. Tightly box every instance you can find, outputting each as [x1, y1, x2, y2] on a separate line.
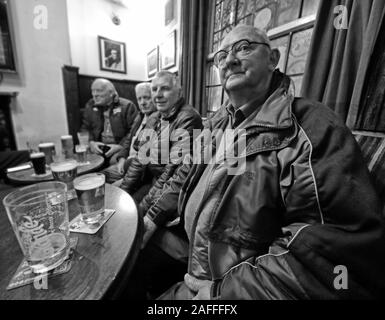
[89, 141, 104, 155]
[141, 215, 158, 249]
[184, 274, 212, 300]
[117, 158, 126, 175]
[105, 144, 123, 158]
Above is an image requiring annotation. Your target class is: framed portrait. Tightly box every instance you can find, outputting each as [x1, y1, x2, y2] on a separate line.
[98, 36, 126, 74]
[0, 0, 16, 72]
[159, 30, 176, 70]
[147, 47, 159, 78]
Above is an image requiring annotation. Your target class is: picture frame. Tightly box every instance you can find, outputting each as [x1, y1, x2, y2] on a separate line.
[165, 0, 175, 26]
[159, 30, 176, 70]
[98, 36, 126, 74]
[0, 0, 16, 72]
[147, 47, 159, 78]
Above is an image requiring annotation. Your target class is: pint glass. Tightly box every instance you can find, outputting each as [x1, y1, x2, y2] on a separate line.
[2, 182, 70, 273]
[61, 135, 74, 159]
[39, 142, 56, 165]
[75, 144, 88, 163]
[50, 160, 78, 199]
[30, 152, 46, 175]
[74, 173, 105, 224]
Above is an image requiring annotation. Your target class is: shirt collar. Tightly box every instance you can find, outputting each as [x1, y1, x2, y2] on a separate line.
[225, 97, 262, 128]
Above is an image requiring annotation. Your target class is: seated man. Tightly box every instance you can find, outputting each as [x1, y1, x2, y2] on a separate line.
[102, 82, 157, 183]
[121, 71, 203, 299]
[147, 25, 385, 300]
[120, 71, 202, 206]
[80, 78, 140, 165]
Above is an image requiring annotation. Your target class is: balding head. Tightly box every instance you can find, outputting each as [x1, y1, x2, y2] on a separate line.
[219, 25, 271, 51]
[215, 24, 280, 108]
[91, 78, 117, 106]
[135, 82, 156, 115]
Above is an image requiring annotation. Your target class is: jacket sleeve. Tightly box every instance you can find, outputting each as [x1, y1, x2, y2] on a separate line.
[80, 101, 97, 141]
[140, 112, 203, 226]
[116, 111, 142, 161]
[212, 106, 385, 300]
[117, 101, 140, 147]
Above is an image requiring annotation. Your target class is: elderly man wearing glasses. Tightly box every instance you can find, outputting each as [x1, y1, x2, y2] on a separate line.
[152, 25, 385, 300]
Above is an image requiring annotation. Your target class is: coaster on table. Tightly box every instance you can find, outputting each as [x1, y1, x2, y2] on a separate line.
[6, 237, 78, 290]
[69, 209, 116, 235]
[31, 170, 52, 178]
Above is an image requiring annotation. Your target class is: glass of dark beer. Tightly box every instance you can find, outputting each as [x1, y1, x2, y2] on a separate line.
[38, 142, 56, 165]
[30, 152, 46, 175]
[73, 173, 105, 224]
[50, 159, 78, 199]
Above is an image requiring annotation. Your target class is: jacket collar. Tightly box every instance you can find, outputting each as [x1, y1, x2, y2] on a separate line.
[159, 97, 186, 120]
[209, 71, 294, 132]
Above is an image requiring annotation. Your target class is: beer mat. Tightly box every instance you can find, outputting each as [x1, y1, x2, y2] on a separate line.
[6, 237, 78, 290]
[69, 209, 116, 235]
[31, 170, 52, 178]
[77, 161, 91, 167]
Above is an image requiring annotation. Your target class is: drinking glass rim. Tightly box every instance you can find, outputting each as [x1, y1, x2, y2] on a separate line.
[2, 181, 67, 208]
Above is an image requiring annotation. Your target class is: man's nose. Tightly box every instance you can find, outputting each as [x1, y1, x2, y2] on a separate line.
[154, 89, 163, 98]
[225, 51, 240, 67]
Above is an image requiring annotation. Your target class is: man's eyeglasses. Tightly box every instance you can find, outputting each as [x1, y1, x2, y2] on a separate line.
[213, 39, 271, 68]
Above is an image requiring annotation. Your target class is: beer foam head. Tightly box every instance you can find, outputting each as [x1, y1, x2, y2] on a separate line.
[39, 142, 55, 148]
[50, 160, 77, 172]
[74, 175, 105, 190]
[30, 152, 45, 159]
[61, 135, 72, 140]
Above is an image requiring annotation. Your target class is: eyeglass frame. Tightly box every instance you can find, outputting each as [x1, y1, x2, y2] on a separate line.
[213, 39, 271, 68]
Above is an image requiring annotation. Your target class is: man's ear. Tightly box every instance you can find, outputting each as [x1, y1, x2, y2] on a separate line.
[268, 48, 281, 71]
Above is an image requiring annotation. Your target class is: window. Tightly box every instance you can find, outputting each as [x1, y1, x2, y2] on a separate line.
[205, 0, 320, 115]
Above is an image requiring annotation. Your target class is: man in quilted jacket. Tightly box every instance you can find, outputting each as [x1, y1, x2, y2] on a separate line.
[153, 25, 385, 299]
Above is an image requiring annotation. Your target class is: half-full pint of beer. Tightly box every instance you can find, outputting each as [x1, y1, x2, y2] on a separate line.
[74, 173, 105, 224]
[75, 144, 88, 163]
[50, 159, 78, 190]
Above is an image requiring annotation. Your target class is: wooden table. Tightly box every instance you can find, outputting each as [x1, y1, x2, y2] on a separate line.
[7, 154, 105, 185]
[0, 184, 143, 300]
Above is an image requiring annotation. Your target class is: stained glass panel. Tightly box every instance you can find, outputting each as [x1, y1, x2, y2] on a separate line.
[222, 0, 235, 28]
[270, 35, 290, 72]
[301, 0, 320, 17]
[207, 86, 224, 112]
[207, 64, 221, 86]
[214, 1, 223, 32]
[286, 28, 313, 75]
[253, 3, 277, 32]
[275, 0, 301, 27]
[290, 75, 303, 96]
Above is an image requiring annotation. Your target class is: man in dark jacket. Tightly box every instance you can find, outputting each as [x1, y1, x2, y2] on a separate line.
[154, 25, 385, 300]
[122, 71, 203, 299]
[80, 78, 140, 164]
[102, 82, 157, 183]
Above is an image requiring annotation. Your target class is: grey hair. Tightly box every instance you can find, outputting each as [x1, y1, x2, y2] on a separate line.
[135, 82, 151, 93]
[92, 78, 118, 95]
[153, 70, 181, 90]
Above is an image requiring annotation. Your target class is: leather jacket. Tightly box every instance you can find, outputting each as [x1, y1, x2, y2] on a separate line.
[148, 72, 385, 299]
[120, 98, 203, 215]
[81, 97, 141, 149]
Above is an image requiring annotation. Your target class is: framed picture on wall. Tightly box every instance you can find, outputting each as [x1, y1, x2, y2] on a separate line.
[159, 30, 176, 70]
[147, 47, 159, 78]
[165, 0, 175, 26]
[98, 36, 126, 74]
[0, 0, 16, 72]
